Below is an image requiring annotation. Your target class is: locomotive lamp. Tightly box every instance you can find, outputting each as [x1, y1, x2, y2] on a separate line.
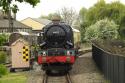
[67, 51, 70, 56]
[42, 51, 46, 56]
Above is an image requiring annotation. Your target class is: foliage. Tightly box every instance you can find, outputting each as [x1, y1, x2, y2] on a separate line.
[79, 7, 87, 24]
[85, 19, 118, 41]
[41, 13, 61, 20]
[0, 64, 8, 76]
[11, 4, 19, 14]
[41, 7, 78, 26]
[85, 0, 106, 25]
[0, 0, 40, 16]
[79, 7, 88, 42]
[80, 0, 125, 41]
[0, 34, 8, 46]
[58, 7, 78, 25]
[86, 1, 125, 27]
[0, 51, 7, 64]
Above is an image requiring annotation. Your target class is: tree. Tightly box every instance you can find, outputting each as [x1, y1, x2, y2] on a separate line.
[79, 7, 87, 42]
[0, 64, 8, 77]
[40, 7, 78, 26]
[41, 13, 61, 20]
[79, 7, 87, 24]
[0, 0, 40, 14]
[0, 51, 7, 64]
[58, 7, 78, 25]
[0, 0, 40, 32]
[79, 0, 125, 40]
[0, 34, 9, 46]
[86, 1, 125, 26]
[85, 19, 118, 41]
[85, 0, 106, 25]
[11, 4, 19, 19]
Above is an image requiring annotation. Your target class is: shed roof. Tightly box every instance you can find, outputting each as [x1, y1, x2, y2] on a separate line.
[72, 28, 80, 32]
[13, 32, 29, 35]
[21, 17, 51, 25]
[31, 18, 51, 25]
[11, 38, 29, 46]
[0, 19, 31, 29]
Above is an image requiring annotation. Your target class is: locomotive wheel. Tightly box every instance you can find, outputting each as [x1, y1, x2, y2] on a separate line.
[46, 70, 68, 75]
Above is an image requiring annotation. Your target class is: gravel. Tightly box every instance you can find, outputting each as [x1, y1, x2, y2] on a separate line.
[27, 52, 107, 83]
[70, 52, 107, 83]
[26, 62, 44, 83]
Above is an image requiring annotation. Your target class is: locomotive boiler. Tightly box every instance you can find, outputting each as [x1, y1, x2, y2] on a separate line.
[37, 20, 78, 73]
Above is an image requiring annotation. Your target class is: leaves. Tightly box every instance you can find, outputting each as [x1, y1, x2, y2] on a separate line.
[59, 7, 77, 25]
[24, 0, 40, 7]
[0, 0, 40, 14]
[41, 13, 61, 20]
[0, 64, 8, 76]
[11, 4, 19, 14]
[80, 1, 125, 41]
[0, 34, 8, 46]
[85, 1, 125, 26]
[40, 7, 78, 26]
[85, 19, 118, 41]
[0, 51, 7, 64]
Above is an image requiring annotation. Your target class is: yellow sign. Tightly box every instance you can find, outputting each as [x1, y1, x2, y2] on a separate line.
[22, 46, 29, 62]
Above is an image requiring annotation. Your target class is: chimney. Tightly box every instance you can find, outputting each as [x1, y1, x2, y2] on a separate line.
[51, 16, 61, 24]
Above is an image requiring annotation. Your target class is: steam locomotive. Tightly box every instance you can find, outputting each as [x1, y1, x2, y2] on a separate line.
[37, 20, 78, 73]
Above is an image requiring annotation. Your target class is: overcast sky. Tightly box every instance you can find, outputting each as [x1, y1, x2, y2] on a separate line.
[15, 0, 125, 20]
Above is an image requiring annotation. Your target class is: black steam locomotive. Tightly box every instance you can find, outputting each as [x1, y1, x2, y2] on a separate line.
[37, 20, 78, 73]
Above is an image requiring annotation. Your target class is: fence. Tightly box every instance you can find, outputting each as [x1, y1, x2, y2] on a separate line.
[92, 44, 125, 83]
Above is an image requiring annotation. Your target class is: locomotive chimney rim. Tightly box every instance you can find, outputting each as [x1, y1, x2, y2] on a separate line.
[51, 16, 61, 23]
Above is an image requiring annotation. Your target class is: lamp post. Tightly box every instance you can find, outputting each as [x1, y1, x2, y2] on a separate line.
[8, 0, 13, 33]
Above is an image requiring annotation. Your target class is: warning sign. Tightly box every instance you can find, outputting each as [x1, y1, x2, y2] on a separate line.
[22, 46, 29, 62]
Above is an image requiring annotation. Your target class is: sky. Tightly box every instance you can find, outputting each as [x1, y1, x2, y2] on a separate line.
[15, 0, 125, 20]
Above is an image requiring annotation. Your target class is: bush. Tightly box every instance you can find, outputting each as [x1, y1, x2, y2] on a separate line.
[85, 19, 118, 41]
[0, 34, 8, 46]
[0, 51, 7, 64]
[0, 64, 8, 77]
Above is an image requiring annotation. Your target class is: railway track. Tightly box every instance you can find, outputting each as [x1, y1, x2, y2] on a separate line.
[42, 72, 72, 83]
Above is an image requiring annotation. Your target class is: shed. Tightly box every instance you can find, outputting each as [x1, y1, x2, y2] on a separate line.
[11, 38, 30, 69]
[21, 17, 51, 34]
[0, 19, 32, 33]
[72, 28, 81, 44]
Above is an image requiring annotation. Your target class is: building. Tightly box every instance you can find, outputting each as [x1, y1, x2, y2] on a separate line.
[0, 19, 32, 33]
[21, 17, 51, 34]
[0, 10, 32, 33]
[72, 27, 81, 44]
[21, 17, 81, 45]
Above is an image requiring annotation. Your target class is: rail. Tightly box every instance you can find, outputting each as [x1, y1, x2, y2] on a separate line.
[42, 72, 72, 83]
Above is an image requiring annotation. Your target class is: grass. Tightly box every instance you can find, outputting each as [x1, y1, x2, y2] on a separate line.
[0, 72, 27, 83]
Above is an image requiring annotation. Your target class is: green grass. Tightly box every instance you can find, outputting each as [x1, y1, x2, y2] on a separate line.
[0, 72, 27, 83]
